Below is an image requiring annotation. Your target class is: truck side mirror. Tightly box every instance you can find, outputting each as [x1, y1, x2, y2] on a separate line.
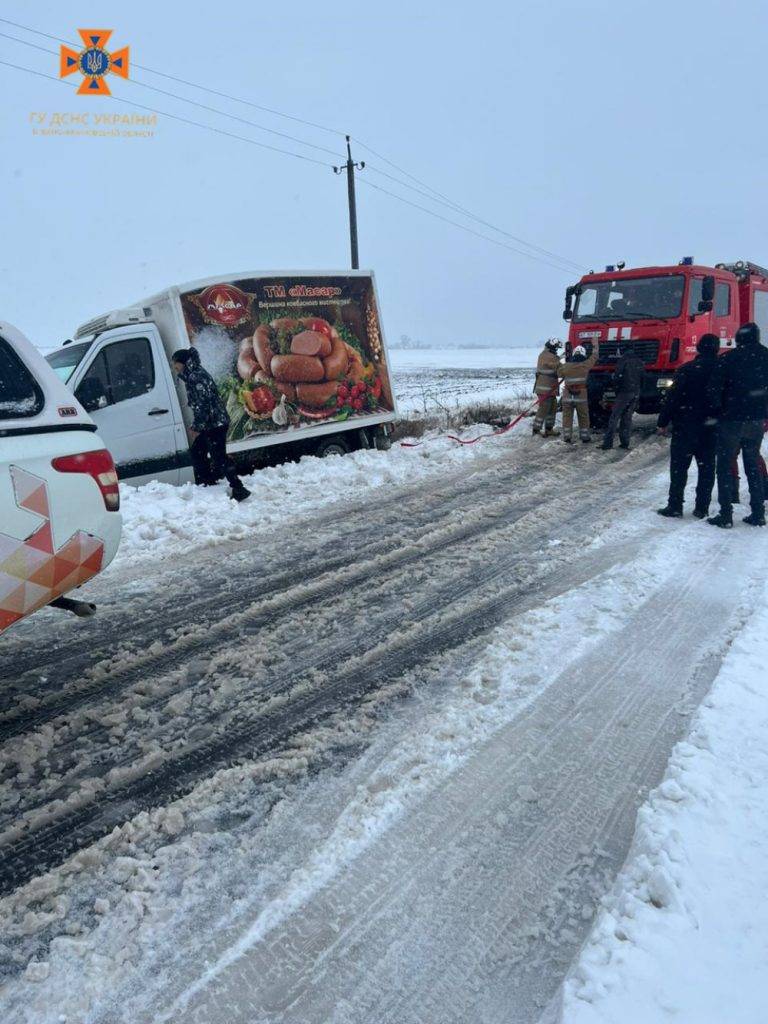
[701, 275, 715, 303]
[563, 284, 578, 321]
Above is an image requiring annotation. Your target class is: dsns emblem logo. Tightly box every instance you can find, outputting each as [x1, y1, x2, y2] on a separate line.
[60, 29, 129, 96]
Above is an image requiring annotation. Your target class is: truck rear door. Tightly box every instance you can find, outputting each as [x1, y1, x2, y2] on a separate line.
[70, 328, 185, 485]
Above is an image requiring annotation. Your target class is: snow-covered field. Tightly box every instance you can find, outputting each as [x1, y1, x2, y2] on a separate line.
[389, 345, 538, 414]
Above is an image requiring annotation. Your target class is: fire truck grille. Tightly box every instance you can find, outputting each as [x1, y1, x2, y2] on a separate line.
[598, 339, 660, 365]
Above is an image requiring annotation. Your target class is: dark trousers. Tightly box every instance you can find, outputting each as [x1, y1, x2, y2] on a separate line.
[716, 421, 765, 515]
[667, 425, 716, 512]
[603, 393, 638, 446]
[191, 426, 242, 489]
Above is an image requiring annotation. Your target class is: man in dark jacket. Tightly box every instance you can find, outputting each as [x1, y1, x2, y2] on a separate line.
[601, 345, 645, 450]
[706, 322, 768, 528]
[656, 334, 719, 518]
[172, 348, 250, 502]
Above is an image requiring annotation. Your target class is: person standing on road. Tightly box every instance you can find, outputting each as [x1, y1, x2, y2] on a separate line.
[655, 334, 719, 519]
[532, 338, 562, 436]
[706, 322, 768, 528]
[729, 423, 768, 503]
[172, 348, 251, 503]
[601, 345, 645, 451]
[558, 343, 597, 443]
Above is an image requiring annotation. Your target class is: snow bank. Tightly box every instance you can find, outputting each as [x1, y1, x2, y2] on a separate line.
[561, 566, 768, 1024]
[115, 423, 522, 570]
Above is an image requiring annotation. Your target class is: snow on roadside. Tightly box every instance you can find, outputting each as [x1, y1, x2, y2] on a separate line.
[114, 422, 524, 570]
[561, 562, 768, 1024]
[0, 495, 743, 1024]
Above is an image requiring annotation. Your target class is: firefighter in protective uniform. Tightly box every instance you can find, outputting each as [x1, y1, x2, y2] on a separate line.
[558, 343, 598, 443]
[532, 338, 562, 435]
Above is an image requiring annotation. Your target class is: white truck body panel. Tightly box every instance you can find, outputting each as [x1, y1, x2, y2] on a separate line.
[51, 271, 397, 485]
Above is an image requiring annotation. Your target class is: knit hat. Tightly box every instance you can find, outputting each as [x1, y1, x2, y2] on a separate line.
[735, 322, 760, 346]
[697, 334, 719, 355]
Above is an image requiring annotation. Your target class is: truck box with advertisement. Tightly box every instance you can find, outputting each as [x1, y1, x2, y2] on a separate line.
[562, 258, 768, 423]
[46, 271, 397, 485]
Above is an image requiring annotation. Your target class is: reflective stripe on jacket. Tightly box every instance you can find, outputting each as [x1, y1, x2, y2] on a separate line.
[558, 349, 597, 398]
[534, 349, 561, 395]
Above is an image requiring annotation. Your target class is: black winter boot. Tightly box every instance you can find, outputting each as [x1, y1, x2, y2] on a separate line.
[692, 507, 708, 520]
[600, 441, 613, 451]
[707, 512, 733, 529]
[743, 510, 766, 527]
[231, 483, 251, 502]
[657, 506, 683, 518]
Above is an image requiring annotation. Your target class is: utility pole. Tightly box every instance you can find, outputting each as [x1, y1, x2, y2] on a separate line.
[334, 136, 365, 269]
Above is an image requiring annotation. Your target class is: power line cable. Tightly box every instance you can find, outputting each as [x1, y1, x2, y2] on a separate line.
[1, 15, 584, 271]
[0, 15, 346, 138]
[0, 56, 574, 274]
[358, 178, 575, 275]
[362, 160, 582, 272]
[0, 58, 334, 168]
[0, 30, 345, 160]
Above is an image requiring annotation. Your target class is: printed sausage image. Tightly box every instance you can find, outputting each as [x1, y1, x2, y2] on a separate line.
[179, 278, 396, 444]
[270, 317, 300, 333]
[290, 330, 332, 358]
[253, 325, 276, 375]
[295, 381, 340, 408]
[237, 337, 260, 380]
[322, 336, 349, 381]
[271, 353, 325, 383]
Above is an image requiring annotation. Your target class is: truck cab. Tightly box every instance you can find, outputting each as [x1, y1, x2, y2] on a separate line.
[46, 313, 192, 486]
[562, 258, 768, 423]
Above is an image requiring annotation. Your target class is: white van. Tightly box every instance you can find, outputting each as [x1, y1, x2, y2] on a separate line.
[0, 321, 122, 635]
[46, 270, 398, 486]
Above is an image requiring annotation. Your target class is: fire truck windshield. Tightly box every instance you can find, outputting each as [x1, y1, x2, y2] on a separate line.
[573, 274, 685, 322]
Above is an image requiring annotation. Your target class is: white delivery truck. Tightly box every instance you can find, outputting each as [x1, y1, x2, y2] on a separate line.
[46, 270, 397, 485]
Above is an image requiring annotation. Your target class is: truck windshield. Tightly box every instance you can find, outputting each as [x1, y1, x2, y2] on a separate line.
[45, 341, 93, 383]
[573, 275, 685, 322]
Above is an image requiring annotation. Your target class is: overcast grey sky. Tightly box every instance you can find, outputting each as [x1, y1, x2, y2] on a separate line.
[2, 0, 767, 349]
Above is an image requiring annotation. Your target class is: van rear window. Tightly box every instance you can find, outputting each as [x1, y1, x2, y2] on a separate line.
[0, 337, 45, 419]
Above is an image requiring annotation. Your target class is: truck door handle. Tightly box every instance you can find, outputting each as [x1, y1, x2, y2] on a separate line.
[148, 407, 169, 416]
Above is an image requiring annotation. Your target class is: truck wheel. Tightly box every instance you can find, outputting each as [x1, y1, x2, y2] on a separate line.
[315, 436, 351, 458]
[373, 426, 392, 451]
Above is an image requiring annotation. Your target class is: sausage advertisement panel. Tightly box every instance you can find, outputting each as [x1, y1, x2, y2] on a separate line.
[178, 274, 395, 444]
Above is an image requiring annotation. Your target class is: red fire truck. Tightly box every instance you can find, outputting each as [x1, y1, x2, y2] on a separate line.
[562, 258, 768, 423]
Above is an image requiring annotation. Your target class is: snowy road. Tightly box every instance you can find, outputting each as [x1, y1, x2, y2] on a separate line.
[0, 427, 761, 1023]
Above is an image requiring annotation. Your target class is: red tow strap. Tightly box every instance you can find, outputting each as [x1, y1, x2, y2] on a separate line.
[399, 389, 556, 448]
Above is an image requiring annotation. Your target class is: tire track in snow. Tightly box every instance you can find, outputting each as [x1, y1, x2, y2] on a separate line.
[0, 443, 665, 894]
[167, 537, 754, 1024]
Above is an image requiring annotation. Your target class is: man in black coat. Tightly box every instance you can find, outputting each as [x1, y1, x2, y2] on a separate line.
[601, 345, 645, 450]
[656, 334, 719, 518]
[172, 348, 251, 502]
[706, 322, 768, 528]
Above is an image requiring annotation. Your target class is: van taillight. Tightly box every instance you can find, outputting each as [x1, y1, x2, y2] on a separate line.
[52, 449, 120, 511]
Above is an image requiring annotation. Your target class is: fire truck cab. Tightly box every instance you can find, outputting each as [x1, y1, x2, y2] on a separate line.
[563, 258, 768, 423]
